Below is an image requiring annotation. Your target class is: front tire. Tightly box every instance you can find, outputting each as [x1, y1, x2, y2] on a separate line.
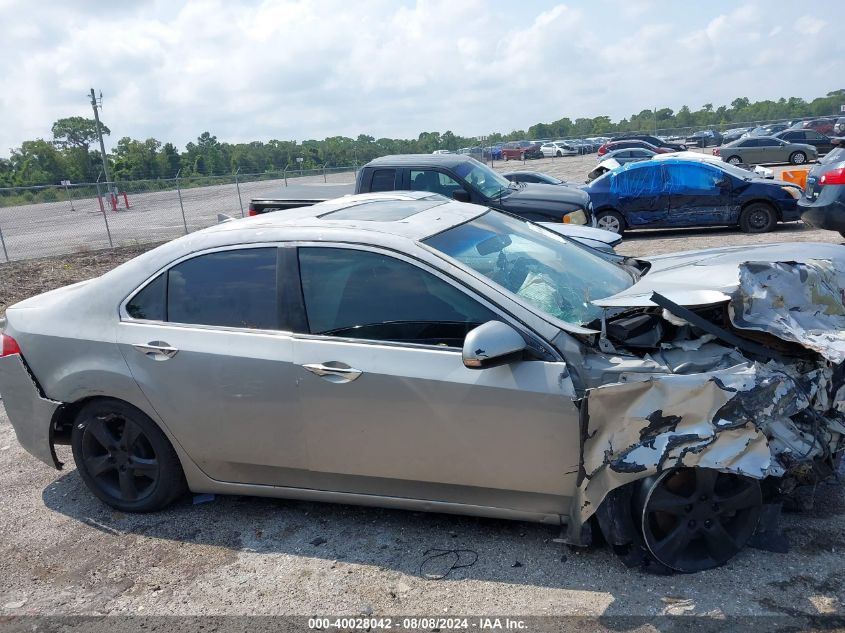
[789, 151, 807, 165]
[739, 202, 776, 233]
[595, 210, 625, 234]
[634, 468, 762, 573]
[71, 399, 187, 512]
[556, 150, 562, 157]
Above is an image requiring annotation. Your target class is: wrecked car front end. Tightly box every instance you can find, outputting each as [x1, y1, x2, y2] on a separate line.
[560, 249, 845, 570]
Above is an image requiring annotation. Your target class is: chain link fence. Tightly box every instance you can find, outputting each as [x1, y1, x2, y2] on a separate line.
[0, 167, 357, 262]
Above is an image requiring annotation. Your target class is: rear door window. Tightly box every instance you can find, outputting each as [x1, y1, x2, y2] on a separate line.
[611, 164, 663, 196]
[127, 248, 279, 330]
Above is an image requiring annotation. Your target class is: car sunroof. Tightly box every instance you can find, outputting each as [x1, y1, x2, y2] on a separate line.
[321, 200, 444, 222]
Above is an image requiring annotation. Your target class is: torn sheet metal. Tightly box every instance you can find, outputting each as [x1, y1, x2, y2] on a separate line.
[730, 260, 845, 363]
[0, 355, 62, 469]
[568, 359, 844, 541]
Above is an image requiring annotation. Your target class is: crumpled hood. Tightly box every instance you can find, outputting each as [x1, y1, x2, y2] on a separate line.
[593, 242, 845, 308]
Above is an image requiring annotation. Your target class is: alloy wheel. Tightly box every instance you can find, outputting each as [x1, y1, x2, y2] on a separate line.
[79, 413, 160, 503]
[639, 468, 762, 572]
[597, 214, 622, 233]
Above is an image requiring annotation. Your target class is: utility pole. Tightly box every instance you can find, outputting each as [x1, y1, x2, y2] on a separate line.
[89, 88, 111, 189]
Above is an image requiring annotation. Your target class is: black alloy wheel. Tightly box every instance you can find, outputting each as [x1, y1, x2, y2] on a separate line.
[71, 399, 186, 512]
[636, 468, 762, 572]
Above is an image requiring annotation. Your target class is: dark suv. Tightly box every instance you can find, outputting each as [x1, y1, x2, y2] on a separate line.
[501, 141, 542, 161]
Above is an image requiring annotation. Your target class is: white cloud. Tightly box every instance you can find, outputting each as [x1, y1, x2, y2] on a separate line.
[0, 0, 842, 158]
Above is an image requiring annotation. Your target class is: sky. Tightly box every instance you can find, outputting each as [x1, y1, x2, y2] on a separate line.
[0, 0, 843, 156]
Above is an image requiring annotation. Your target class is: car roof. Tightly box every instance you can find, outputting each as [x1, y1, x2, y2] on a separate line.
[206, 191, 486, 241]
[365, 154, 475, 168]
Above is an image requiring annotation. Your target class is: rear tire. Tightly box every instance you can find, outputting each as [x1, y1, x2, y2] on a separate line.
[789, 151, 807, 165]
[595, 210, 625, 234]
[556, 150, 562, 157]
[634, 468, 762, 573]
[71, 399, 187, 512]
[739, 202, 776, 233]
[726, 155, 742, 165]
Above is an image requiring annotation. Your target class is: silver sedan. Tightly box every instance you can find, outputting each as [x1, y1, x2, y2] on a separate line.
[2, 191, 844, 573]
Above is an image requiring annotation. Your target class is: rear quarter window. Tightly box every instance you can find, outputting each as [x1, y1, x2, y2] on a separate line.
[369, 169, 396, 192]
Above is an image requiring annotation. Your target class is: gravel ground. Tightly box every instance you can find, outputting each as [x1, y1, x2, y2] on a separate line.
[1, 154, 844, 625]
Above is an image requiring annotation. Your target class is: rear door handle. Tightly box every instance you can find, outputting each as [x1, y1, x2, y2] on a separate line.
[133, 341, 179, 360]
[301, 362, 362, 383]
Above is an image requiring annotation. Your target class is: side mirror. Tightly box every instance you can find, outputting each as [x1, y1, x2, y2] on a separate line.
[452, 189, 471, 203]
[462, 321, 527, 369]
[717, 176, 731, 189]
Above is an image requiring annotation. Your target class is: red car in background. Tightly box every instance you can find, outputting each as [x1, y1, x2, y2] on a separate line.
[790, 118, 836, 136]
[502, 140, 542, 161]
[597, 139, 673, 157]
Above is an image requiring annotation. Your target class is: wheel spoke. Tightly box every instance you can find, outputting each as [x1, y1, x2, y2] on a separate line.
[717, 481, 760, 513]
[85, 454, 115, 477]
[651, 522, 693, 563]
[695, 468, 718, 496]
[129, 456, 158, 475]
[703, 519, 740, 563]
[647, 486, 691, 515]
[87, 419, 119, 450]
[121, 420, 142, 451]
[119, 469, 139, 501]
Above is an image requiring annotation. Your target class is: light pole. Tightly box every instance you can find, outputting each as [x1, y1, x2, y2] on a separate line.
[89, 88, 111, 190]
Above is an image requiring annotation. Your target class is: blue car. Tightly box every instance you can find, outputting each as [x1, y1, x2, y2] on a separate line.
[584, 159, 803, 234]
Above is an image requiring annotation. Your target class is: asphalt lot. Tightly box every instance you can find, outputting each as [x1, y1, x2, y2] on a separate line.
[1, 152, 845, 624]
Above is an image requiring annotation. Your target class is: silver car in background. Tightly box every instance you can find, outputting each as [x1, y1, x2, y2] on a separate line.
[2, 191, 845, 574]
[715, 136, 818, 165]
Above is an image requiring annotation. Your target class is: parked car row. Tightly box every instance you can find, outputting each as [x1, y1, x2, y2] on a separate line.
[684, 117, 844, 154]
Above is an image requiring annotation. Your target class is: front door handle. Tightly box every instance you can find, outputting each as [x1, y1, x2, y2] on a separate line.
[133, 341, 179, 361]
[301, 362, 362, 383]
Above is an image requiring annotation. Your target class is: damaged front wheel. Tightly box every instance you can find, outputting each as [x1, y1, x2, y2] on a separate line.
[635, 468, 762, 572]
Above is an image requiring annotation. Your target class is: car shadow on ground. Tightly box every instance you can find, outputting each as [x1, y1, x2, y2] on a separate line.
[40, 460, 845, 624]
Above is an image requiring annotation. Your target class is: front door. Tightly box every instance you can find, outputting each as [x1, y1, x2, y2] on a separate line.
[291, 245, 580, 514]
[664, 162, 733, 226]
[116, 246, 307, 486]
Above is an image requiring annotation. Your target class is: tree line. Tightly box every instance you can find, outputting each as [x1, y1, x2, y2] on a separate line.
[1, 90, 842, 188]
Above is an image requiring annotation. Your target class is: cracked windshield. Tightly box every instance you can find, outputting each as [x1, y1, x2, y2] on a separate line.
[425, 211, 632, 325]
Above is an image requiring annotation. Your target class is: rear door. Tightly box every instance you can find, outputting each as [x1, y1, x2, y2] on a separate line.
[116, 246, 307, 487]
[290, 244, 580, 513]
[664, 162, 733, 226]
[608, 163, 670, 227]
